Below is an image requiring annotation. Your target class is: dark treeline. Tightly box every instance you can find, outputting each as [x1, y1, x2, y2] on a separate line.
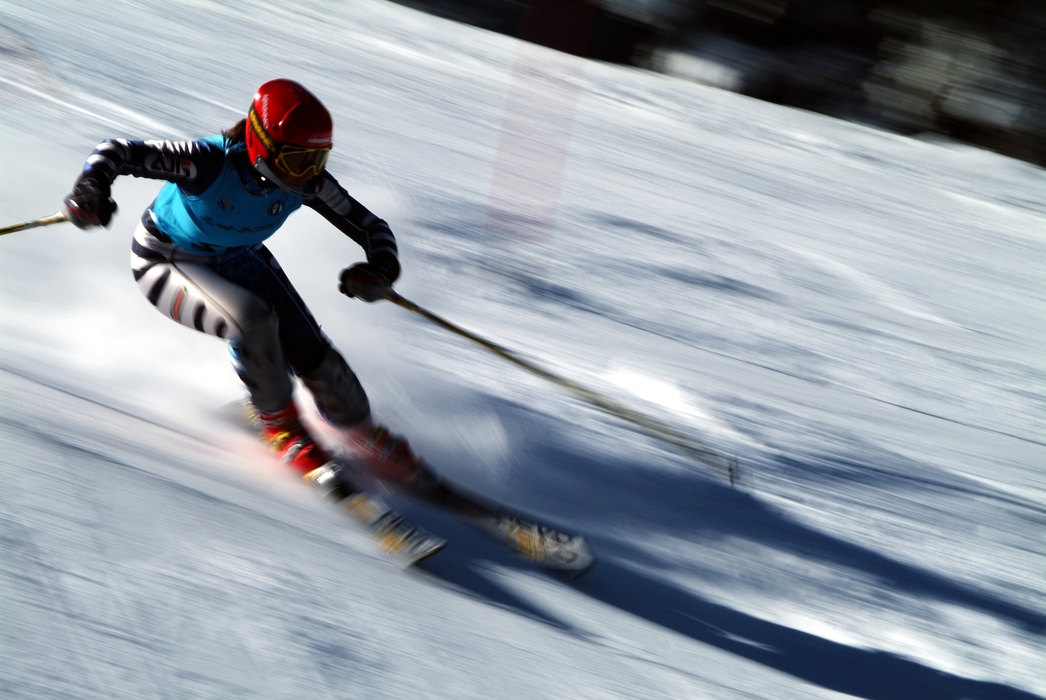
[661, 0, 1046, 166]
[389, 0, 1046, 166]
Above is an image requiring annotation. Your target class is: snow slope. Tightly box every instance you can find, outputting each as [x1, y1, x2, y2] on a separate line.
[1, 1, 1043, 698]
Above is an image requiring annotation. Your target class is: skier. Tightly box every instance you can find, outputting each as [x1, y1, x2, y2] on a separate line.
[58, 78, 599, 573]
[62, 79, 420, 482]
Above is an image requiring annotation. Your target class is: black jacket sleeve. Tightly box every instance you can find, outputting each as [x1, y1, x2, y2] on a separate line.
[305, 172, 400, 283]
[75, 138, 227, 196]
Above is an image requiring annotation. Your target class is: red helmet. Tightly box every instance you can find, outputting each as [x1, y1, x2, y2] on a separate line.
[245, 79, 332, 192]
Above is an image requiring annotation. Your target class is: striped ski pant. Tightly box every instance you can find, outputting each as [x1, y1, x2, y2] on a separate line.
[130, 223, 369, 424]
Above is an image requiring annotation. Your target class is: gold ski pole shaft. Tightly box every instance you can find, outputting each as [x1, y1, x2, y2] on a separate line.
[0, 211, 69, 237]
[383, 289, 740, 485]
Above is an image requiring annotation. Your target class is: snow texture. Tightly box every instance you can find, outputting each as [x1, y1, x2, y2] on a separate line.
[1, 1, 1043, 698]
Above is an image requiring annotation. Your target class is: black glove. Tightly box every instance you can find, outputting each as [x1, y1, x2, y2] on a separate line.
[63, 176, 118, 228]
[339, 263, 391, 302]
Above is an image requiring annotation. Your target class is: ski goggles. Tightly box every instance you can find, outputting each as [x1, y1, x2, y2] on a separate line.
[272, 144, 330, 179]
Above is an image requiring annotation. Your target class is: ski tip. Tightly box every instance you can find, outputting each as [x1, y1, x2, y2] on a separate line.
[339, 492, 449, 568]
[549, 537, 596, 579]
[406, 538, 447, 567]
[385, 532, 447, 568]
[481, 514, 596, 577]
[556, 557, 597, 581]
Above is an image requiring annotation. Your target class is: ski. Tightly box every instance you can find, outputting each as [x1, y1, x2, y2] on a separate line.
[229, 401, 444, 567]
[228, 400, 591, 574]
[304, 463, 446, 567]
[398, 462, 596, 579]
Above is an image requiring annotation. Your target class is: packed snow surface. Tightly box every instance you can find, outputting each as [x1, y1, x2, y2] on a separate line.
[1, 1, 1043, 698]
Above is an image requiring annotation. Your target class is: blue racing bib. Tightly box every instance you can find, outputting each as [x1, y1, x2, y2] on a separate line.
[151, 135, 302, 253]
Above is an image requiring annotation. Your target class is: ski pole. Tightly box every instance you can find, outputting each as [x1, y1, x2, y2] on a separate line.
[382, 289, 740, 485]
[0, 211, 69, 237]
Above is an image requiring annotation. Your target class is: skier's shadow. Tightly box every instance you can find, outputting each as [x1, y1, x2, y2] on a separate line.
[392, 405, 1044, 700]
[405, 490, 1042, 700]
[572, 558, 1042, 700]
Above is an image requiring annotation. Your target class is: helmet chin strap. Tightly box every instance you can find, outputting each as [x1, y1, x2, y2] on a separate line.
[253, 156, 315, 199]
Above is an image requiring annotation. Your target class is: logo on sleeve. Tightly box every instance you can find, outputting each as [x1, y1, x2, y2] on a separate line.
[268, 201, 285, 216]
[145, 151, 197, 179]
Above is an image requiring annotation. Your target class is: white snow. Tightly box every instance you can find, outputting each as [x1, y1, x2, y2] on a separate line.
[1, 0, 1043, 698]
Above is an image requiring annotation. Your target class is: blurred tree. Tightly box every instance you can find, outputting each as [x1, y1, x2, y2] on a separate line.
[865, 2, 1046, 164]
[385, 0, 1046, 164]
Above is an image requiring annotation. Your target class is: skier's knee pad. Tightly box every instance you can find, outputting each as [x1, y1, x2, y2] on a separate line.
[233, 311, 293, 412]
[299, 347, 370, 427]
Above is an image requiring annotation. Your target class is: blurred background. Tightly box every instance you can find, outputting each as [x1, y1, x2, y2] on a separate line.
[2, 2, 1043, 697]
[392, 0, 1046, 167]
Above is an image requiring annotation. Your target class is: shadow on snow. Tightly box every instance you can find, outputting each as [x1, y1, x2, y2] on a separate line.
[399, 399, 1043, 700]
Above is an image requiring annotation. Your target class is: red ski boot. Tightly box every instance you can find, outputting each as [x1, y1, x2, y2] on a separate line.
[255, 401, 335, 474]
[344, 422, 420, 483]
